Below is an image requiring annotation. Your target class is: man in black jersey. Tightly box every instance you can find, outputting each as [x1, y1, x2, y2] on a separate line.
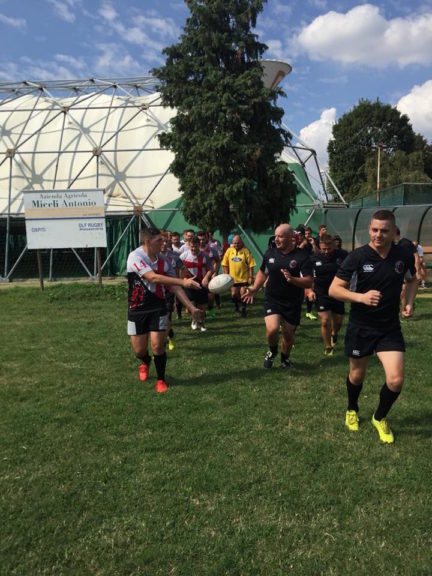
[329, 210, 417, 443]
[309, 233, 347, 355]
[243, 224, 313, 368]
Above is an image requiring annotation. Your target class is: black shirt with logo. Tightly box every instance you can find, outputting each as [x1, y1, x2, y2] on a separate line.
[310, 248, 348, 295]
[336, 243, 416, 328]
[260, 246, 312, 307]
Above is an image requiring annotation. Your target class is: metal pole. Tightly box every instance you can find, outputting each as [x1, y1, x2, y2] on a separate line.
[36, 250, 44, 291]
[376, 146, 381, 202]
[4, 156, 13, 278]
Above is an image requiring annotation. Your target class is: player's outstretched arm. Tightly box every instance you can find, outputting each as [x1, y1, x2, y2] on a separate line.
[242, 269, 267, 304]
[143, 271, 201, 290]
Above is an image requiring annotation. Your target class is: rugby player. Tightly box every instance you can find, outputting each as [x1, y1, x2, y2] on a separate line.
[127, 227, 203, 393]
[242, 224, 313, 368]
[329, 210, 417, 443]
[309, 233, 347, 355]
[180, 236, 213, 332]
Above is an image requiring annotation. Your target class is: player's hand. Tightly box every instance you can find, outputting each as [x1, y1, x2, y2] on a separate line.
[402, 304, 413, 318]
[281, 268, 292, 283]
[308, 290, 316, 301]
[361, 290, 381, 306]
[191, 307, 204, 322]
[242, 287, 256, 304]
[183, 275, 201, 290]
[201, 277, 209, 288]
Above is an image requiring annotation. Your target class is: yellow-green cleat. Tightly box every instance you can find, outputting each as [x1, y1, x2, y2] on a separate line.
[345, 410, 359, 432]
[372, 415, 394, 444]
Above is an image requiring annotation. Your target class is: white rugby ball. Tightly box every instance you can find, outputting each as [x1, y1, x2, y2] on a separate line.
[208, 273, 234, 294]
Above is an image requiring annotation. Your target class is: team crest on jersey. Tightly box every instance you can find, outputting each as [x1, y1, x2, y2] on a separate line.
[289, 260, 297, 269]
[395, 260, 404, 274]
[363, 264, 374, 272]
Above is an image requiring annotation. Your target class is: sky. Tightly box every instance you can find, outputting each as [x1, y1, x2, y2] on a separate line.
[1, 0, 432, 171]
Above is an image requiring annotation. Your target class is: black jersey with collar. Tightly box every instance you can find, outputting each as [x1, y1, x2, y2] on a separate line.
[310, 248, 348, 295]
[260, 246, 312, 305]
[336, 243, 415, 328]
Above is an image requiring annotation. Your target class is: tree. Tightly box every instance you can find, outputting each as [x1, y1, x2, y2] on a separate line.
[152, 0, 297, 234]
[327, 99, 420, 201]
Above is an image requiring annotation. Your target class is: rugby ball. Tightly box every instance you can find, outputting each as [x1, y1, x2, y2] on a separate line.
[208, 273, 234, 294]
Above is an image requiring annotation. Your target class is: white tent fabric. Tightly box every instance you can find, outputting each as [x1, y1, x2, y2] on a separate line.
[0, 81, 180, 215]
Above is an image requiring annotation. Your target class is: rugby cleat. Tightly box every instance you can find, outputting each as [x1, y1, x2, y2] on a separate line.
[191, 321, 198, 330]
[155, 380, 168, 393]
[263, 351, 276, 369]
[324, 346, 334, 356]
[280, 358, 292, 369]
[345, 410, 359, 432]
[331, 334, 338, 347]
[167, 337, 175, 351]
[372, 415, 394, 444]
[139, 363, 149, 382]
[306, 312, 317, 320]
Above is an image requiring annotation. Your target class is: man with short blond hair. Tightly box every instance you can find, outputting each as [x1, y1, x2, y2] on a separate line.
[329, 210, 417, 443]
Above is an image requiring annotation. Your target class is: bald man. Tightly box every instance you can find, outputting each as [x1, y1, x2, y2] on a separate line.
[243, 224, 313, 368]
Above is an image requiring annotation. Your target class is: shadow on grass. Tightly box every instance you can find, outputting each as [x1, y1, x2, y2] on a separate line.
[396, 411, 432, 439]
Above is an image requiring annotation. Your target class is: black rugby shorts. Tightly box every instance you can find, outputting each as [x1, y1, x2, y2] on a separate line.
[127, 307, 168, 335]
[264, 298, 301, 326]
[315, 293, 345, 315]
[344, 323, 405, 358]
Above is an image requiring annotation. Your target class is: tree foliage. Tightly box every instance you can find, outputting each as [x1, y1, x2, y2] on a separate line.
[152, 0, 297, 234]
[328, 99, 431, 201]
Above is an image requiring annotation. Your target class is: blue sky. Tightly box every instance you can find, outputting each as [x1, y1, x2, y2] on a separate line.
[1, 0, 432, 167]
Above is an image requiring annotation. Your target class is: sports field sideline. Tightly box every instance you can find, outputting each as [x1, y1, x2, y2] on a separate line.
[1, 282, 431, 575]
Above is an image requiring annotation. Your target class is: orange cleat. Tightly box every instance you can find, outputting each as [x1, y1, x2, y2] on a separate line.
[139, 363, 149, 382]
[155, 380, 168, 393]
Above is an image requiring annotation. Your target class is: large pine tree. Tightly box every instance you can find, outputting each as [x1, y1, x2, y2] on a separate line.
[152, 0, 297, 234]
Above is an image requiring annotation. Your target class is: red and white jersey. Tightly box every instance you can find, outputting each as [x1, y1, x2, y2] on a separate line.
[127, 246, 175, 311]
[201, 242, 220, 264]
[180, 249, 211, 282]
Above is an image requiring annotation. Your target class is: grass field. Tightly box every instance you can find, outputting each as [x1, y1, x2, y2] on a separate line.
[1, 282, 431, 575]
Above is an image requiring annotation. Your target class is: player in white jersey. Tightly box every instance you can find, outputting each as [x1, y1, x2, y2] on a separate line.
[180, 236, 212, 331]
[127, 227, 203, 393]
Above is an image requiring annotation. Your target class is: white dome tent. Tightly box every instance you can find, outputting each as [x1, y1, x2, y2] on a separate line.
[0, 69, 335, 281]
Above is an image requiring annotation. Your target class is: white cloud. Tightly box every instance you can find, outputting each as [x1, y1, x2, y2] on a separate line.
[55, 54, 87, 71]
[397, 80, 432, 141]
[299, 107, 337, 168]
[294, 4, 432, 67]
[46, 0, 80, 23]
[99, 0, 118, 22]
[94, 43, 143, 76]
[0, 13, 26, 30]
[265, 39, 285, 60]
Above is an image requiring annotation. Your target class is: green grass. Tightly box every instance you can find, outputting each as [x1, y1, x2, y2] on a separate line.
[1, 283, 431, 575]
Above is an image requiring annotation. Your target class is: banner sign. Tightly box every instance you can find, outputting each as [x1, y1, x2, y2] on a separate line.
[24, 189, 107, 249]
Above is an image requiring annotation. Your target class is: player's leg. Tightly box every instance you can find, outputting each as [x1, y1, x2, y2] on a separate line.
[345, 356, 369, 431]
[280, 318, 296, 367]
[330, 312, 344, 348]
[372, 350, 405, 443]
[239, 284, 248, 317]
[150, 330, 168, 393]
[130, 333, 151, 382]
[263, 313, 280, 368]
[318, 310, 332, 354]
[231, 285, 241, 313]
